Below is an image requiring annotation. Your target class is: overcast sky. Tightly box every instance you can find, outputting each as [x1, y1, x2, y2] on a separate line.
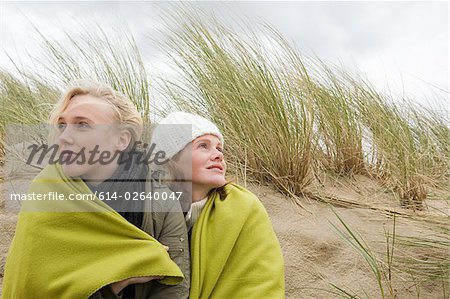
[1, 1, 448, 112]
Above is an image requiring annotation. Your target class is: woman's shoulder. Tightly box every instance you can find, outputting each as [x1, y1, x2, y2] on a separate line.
[224, 183, 254, 195]
[32, 163, 59, 180]
[219, 184, 271, 222]
[223, 183, 262, 207]
[145, 180, 184, 213]
[29, 163, 74, 193]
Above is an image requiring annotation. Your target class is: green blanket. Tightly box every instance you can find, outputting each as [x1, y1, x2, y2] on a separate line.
[2, 163, 183, 299]
[190, 184, 285, 298]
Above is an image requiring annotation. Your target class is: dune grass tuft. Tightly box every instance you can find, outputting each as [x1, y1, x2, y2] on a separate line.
[158, 10, 449, 208]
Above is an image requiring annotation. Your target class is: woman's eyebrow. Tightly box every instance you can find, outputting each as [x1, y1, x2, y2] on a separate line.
[194, 138, 223, 147]
[72, 116, 93, 122]
[194, 138, 211, 144]
[57, 115, 93, 123]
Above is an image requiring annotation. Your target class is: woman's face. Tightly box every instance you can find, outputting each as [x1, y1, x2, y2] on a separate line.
[176, 134, 227, 195]
[55, 94, 130, 183]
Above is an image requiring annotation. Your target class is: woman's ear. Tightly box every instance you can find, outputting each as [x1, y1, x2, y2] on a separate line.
[116, 130, 132, 151]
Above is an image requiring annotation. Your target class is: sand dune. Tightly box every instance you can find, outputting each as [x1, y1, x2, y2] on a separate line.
[0, 171, 448, 298]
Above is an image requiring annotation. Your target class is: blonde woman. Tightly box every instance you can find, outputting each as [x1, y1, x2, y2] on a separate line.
[2, 82, 189, 299]
[151, 112, 285, 299]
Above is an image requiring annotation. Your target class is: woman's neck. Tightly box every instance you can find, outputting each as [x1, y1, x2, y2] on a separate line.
[191, 185, 210, 203]
[82, 161, 119, 186]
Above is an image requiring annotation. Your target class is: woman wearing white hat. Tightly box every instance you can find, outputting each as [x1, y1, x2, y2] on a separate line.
[151, 112, 285, 299]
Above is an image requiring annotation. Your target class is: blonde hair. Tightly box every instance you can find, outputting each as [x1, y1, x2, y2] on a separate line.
[49, 80, 143, 146]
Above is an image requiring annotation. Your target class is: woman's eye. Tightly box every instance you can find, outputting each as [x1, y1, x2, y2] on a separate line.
[217, 147, 223, 153]
[77, 122, 91, 129]
[198, 143, 208, 149]
[57, 123, 66, 130]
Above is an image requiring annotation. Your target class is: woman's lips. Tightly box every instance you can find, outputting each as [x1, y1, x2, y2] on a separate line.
[207, 165, 224, 171]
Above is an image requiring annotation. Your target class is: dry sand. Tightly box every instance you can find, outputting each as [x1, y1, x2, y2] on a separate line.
[0, 168, 448, 298]
[254, 183, 448, 298]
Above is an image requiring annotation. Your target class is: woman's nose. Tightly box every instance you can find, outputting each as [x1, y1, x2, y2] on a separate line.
[211, 149, 224, 161]
[57, 125, 75, 146]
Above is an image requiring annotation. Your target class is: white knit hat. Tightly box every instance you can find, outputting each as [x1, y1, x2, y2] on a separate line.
[151, 112, 224, 159]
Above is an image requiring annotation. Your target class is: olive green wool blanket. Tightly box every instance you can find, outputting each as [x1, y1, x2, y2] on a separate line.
[2, 164, 183, 299]
[190, 184, 285, 299]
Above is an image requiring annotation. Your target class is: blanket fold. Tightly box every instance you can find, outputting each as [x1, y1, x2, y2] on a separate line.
[2, 163, 183, 299]
[189, 184, 285, 299]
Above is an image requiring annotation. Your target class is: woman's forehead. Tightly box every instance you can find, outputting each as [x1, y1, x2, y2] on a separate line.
[59, 94, 116, 123]
[194, 134, 222, 144]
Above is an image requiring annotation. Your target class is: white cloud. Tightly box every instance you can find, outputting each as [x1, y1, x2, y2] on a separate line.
[0, 2, 447, 112]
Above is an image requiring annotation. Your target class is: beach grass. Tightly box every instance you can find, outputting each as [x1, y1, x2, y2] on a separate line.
[0, 10, 448, 298]
[158, 10, 449, 209]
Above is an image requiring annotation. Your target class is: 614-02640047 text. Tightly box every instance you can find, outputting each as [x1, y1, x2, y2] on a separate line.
[9, 191, 183, 201]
